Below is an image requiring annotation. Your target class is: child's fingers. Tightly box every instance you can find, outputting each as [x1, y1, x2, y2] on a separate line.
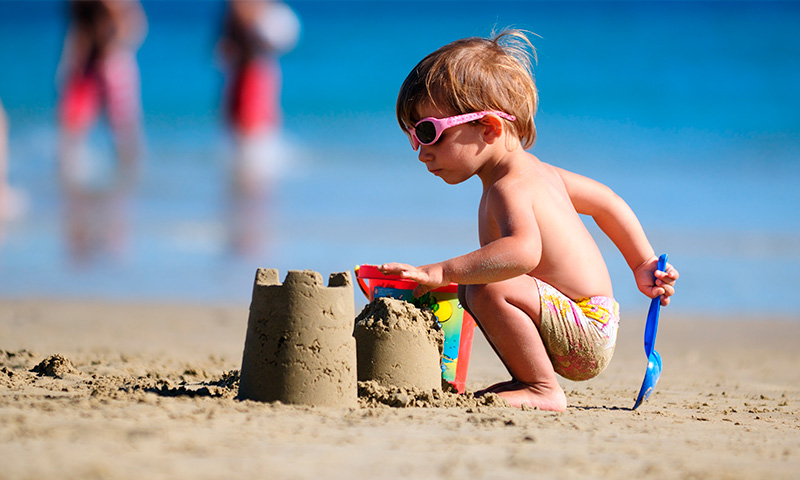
[657, 263, 679, 280]
[657, 282, 675, 297]
[413, 285, 432, 298]
[379, 262, 410, 275]
[650, 285, 665, 299]
[655, 269, 678, 286]
[381, 263, 430, 286]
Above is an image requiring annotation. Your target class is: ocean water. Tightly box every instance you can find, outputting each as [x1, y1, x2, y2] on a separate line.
[0, 1, 798, 317]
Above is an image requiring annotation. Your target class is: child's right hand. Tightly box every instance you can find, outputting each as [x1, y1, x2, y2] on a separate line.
[379, 262, 448, 298]
[633, 256, 679, 306]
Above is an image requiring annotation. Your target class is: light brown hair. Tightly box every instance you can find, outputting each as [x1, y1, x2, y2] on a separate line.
[396, 29, 539, 149]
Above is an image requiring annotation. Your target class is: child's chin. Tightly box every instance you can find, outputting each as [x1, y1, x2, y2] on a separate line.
[440, 175, 467, 185]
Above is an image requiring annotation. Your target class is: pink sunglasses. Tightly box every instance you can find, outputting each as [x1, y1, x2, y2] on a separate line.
[406, 110, 516, 150]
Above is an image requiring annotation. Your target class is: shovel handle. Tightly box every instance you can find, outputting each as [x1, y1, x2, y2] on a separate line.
[643, 254, 668, 357]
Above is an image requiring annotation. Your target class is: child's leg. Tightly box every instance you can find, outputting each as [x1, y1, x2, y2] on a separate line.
[461, 276, 566, 411]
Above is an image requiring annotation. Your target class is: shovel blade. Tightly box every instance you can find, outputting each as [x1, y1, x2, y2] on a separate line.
[633, 351, 662, 410]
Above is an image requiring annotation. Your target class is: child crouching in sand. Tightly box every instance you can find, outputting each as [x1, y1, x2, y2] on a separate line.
[380, 29, 679, 411]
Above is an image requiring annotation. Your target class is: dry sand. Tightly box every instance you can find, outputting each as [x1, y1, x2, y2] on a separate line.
[1, 298, 799, 479]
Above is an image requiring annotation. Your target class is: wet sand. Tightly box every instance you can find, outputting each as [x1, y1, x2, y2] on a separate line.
[1, 298, 798, 479]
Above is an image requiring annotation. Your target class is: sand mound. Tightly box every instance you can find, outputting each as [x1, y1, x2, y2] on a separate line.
[354, 297, 444, 391]
[355, 296, 443, 338]
[31, 354, 79, 378]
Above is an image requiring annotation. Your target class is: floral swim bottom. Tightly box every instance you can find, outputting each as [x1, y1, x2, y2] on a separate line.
[536, 279, 620, 381]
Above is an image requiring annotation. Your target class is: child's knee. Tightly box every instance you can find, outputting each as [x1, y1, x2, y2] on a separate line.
[461, 283, 504, 312]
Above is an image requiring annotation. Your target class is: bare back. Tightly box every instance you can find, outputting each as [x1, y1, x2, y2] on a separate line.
[477, 152, 613, 300]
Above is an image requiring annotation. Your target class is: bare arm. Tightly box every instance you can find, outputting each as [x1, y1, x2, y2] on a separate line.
[555, 167, 679, 304]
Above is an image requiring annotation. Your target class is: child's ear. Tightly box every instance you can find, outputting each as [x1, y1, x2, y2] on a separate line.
[479, 115, 504, 144]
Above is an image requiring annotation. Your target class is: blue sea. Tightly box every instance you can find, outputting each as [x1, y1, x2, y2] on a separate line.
[1, 1, 798, 317]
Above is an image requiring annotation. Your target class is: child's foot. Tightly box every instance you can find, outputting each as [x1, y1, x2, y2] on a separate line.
[478, 380, 567, 412]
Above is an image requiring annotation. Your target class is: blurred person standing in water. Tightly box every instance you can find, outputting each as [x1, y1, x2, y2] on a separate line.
[217, 0, 300, 256]
[56, 0, 147, 264]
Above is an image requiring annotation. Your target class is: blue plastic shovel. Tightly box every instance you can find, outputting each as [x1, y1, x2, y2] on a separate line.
[633, 253, 668, 410]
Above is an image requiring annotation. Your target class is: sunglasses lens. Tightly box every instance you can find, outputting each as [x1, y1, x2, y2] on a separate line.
[415, 121, 437, 144]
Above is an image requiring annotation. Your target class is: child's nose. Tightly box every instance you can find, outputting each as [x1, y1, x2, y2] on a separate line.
[418, 147, 433, 163]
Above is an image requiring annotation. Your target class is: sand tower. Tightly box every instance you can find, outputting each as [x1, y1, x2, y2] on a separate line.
[354, 297, 444, 391]
[238, 269, 357, 407]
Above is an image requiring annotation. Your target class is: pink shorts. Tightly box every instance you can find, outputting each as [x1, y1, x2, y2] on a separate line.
[59, 51, 142, 133]
[536, 279, 620, 381]
[227, 59, 281, 135]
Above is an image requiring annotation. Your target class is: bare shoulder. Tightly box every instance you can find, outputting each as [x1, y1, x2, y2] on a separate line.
[484, 158, 539, 203]
[500, 152, 554, 187]
[519, 156, 575, 200]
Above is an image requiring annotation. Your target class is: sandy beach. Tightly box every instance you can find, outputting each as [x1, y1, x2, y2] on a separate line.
[1, 297, 798, 479]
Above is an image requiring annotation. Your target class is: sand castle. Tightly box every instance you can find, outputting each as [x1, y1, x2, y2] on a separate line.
[354, 297, 444, 391]
[238, 269, 357, 407]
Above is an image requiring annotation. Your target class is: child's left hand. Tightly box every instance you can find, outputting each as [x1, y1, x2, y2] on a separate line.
[634, 256, 679, 306]
[379, 262, 448, 298]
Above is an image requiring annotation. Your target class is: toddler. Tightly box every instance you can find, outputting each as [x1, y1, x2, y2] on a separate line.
[381, 30, 679, 411]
